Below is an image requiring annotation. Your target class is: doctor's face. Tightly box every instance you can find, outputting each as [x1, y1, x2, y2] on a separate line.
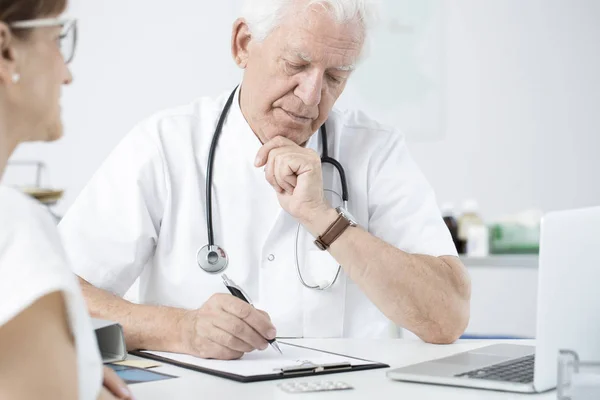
[234, 4, 364, 145]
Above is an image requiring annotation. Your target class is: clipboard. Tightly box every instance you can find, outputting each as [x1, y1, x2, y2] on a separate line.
[131, 342, 389, 383]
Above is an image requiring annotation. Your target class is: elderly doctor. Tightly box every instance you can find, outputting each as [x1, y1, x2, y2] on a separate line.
[59, 0, 471, 360]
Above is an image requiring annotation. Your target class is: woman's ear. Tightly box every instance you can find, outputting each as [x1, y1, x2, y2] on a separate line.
[231, 18, 252, 69]
[0, 23, 18, 85]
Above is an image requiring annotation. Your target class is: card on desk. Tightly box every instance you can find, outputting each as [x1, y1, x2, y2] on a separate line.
[131, 342, 388, 383]
[107, 364, 176, 385]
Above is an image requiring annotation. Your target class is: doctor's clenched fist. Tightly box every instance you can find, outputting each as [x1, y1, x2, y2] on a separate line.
[178, 294, 276, 360]
[255, 136, 329, 222]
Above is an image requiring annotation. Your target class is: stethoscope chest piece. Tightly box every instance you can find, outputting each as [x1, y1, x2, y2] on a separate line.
[197, 244, 228, 274]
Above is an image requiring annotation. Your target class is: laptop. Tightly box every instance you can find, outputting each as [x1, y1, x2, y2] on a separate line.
[387, 206, 600, 393]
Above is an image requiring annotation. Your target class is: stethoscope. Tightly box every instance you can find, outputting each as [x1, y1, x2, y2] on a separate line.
[197, 87, 349, 290]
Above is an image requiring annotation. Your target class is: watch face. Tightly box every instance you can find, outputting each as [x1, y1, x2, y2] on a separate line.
[336, 207, 358, 226]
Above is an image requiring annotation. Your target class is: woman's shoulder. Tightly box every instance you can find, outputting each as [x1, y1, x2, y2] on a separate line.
[0, 186, 103, 396]
[0, 186, 76, 324]
[0, 185, 57, 227]
[0, 186, 63, 255]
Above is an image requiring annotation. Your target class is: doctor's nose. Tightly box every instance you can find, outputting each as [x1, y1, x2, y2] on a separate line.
[294, 70, 323, 107]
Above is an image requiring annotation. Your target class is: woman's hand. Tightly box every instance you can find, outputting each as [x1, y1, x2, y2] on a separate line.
[98, 387, 118, 400]
[99, 366, 134, 400]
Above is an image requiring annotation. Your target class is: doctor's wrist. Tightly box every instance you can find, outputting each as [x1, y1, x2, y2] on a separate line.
[300, 206, 339, 238]
[175, 309, 197, 354]
[123, 304, 188, 354]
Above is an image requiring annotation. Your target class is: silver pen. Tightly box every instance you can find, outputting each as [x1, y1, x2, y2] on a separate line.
[221, 274, 283, 354]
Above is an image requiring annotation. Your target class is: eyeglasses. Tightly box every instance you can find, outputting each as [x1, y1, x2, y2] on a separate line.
[9, 18, 78, 64]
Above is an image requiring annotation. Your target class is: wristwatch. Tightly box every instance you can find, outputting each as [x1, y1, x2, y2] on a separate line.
[314, 207, 358, 250]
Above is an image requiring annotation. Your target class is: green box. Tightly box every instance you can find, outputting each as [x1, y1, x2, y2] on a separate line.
[489, 223, 540, 254]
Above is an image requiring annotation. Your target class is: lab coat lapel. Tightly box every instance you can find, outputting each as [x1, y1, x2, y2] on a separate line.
[232, 95, 285, 246]
[209, 88, 282, 297]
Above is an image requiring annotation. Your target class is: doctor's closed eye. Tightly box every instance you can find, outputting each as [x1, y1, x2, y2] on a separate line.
[326, 73, 344, 84]
[285, 60, 307, 73]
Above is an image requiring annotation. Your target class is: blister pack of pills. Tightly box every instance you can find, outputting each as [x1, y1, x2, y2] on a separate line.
[278, 380, 354, 394]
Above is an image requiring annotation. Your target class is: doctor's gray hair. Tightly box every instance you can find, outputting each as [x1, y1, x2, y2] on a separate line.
[241, 0, 378, 43]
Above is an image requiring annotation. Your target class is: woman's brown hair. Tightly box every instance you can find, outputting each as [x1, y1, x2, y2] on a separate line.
[0, 0, 66, 37]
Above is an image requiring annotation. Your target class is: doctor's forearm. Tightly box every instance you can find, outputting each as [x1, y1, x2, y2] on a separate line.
[302, 209, 471, 344]
[77, 278, 187, 352]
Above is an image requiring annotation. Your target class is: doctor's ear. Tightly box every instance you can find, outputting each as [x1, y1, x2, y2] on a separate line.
[231, 18, 251, 69]
[0, 23, 19, 85]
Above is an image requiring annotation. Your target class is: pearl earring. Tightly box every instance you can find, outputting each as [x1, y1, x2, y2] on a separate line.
[12, 73, 20, 83]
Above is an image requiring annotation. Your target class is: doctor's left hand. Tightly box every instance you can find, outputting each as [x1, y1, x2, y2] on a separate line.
[255, 136, 329, 223]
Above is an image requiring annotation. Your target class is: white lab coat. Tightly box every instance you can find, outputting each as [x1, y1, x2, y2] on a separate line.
[58, 87, 457, 339]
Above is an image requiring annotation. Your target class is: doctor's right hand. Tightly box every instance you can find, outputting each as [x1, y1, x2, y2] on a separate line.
[179, 293, 277, 360]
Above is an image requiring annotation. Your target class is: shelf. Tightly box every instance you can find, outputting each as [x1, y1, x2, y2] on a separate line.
[460, 255, 539, 268]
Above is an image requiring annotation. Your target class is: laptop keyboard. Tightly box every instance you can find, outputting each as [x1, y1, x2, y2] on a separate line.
[455, 354, 535, 383]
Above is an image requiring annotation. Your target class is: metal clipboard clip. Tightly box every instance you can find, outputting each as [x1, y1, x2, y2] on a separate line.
[277, 361, 352, 376]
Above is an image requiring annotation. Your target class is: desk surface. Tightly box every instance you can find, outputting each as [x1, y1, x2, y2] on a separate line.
[129, 339, 554, 399]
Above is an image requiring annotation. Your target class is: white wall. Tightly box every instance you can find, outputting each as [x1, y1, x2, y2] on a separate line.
[7, 0, 245, 213]
[411, 0, 600, 220]
[6, 0, 600, 220]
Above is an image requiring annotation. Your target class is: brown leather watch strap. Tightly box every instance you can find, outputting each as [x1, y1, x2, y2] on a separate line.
[314, 214, 352, 250]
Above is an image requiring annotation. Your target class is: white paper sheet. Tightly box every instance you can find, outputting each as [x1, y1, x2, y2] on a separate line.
[141, 343, 372, 377]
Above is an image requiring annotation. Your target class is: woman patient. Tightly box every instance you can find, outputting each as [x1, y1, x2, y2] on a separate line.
[0, 0, 133, 399]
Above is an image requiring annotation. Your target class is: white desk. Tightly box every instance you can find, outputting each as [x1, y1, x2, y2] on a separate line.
[129, 339, 555, 399]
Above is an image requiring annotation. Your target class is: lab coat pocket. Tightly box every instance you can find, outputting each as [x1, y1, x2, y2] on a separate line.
[301, 248, 346, 338]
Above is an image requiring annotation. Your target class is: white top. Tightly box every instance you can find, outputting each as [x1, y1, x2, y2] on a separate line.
[59, 87, 457, 339]
[0, 186, 102, 400]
